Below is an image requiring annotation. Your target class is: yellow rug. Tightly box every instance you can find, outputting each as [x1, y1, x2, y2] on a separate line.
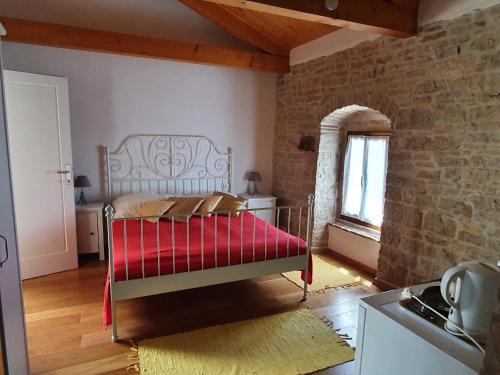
[133, 309, 354, 375]
[283, 254, 362, 293]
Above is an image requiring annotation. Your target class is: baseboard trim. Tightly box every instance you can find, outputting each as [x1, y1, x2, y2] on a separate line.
[326, 249, 377, 277]
[373, 277, 399, 291]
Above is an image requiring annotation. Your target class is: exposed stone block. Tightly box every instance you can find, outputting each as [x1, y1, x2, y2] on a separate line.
[471, 32, 499, 51]
[458, 229, 486, 247]
[423, 212, 457, 238]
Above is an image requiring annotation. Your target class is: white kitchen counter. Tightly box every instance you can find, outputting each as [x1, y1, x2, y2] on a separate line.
[354, 282, 485, 375]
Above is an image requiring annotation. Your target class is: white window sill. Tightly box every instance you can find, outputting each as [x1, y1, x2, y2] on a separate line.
[328, 219, 381, 242]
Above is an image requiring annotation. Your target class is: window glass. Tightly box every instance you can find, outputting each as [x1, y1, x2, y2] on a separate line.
[341, 134, 389, 228]
[361, 138, 388, 226]
[342, 137, 365, 218]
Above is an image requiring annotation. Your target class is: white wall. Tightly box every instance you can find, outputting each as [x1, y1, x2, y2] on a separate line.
[328, 226, 380, 271]
[3, 42, 276, 201]
[290, 29, 379, 66]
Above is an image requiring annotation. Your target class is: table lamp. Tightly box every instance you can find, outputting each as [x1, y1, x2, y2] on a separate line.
[74, 175, 91, 206]
[246, 171, 262, 195]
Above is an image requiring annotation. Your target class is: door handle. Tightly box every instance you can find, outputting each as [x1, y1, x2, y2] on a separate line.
[0, 234, 8, 268]
[57, 163, 73, 184]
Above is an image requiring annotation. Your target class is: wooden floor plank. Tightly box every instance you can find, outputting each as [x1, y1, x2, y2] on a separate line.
[23, 251, 379, 374]
[39, 354, 130, 375]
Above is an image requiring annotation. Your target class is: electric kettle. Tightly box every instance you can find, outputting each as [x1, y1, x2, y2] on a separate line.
[440, 261, 499, 342]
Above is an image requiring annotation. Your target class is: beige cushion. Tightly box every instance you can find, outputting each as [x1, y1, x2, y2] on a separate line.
[213, 192, 247, 217]
[196, 195, 223, 217]
[137, 200, 176, 223]
[113, 192, 161, 218]
[164, 197, 205, 222]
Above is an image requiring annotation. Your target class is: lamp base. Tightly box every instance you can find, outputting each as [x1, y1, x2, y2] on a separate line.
[77, 189, 88, 206]
[248, 181, 259, 195]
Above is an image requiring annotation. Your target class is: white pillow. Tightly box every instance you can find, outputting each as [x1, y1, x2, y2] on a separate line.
[113, 192, 161, 218]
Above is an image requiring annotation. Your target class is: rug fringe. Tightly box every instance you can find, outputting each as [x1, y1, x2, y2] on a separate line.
[128, 340, 140, 373]
[305, 281, 363, 295]
[319, 315, 354, 347]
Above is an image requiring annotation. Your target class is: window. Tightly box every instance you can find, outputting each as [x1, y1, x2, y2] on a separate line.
[341, 131, 390, 230]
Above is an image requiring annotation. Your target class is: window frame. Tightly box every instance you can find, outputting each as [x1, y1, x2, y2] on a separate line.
[338, 130, 392, 231]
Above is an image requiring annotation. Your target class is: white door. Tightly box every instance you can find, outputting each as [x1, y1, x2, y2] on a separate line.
[4, 70, 78, 280]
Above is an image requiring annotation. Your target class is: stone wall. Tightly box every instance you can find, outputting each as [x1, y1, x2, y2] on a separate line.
[273, 4, 500, 285]
[273, 6, 499, 371]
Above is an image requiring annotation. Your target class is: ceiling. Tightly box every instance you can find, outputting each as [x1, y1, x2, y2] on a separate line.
[0, 0, 421, 73]
[1, 0, 494, 71]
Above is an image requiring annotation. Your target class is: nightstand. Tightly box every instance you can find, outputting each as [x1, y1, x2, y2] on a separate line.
[238, 193, 277, 225]
[75, 202, 105, 261]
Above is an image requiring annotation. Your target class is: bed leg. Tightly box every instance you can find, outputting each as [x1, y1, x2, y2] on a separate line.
[303, 193, 313, 302]
[111, 300, 118, 342]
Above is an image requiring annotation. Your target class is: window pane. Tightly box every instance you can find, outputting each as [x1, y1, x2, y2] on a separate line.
[342, 136, 365, 218]
[361, 137, 389, 226]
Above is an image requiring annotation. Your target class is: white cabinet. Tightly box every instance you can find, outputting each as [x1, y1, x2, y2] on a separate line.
[238, 193, 277, 225]
[354, 282, 484, 375]
[76, 202, 104, 261]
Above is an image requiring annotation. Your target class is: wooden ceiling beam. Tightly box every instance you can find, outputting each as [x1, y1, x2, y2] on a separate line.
[389, 0, 420, 10]
[179, 0, 289, 56]
[0, 17, 289, 73]
[201, 0, 418, 37]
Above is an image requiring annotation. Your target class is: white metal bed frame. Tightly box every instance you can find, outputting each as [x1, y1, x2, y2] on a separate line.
[103, 135, 313, 341]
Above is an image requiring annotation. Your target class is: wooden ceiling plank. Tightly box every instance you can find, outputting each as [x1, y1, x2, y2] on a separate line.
[201, 0, 418, 37]
[179, 0, 289, 55]
[217, 5, 295, 50]
[220, 5, 339, 48]
[0, 17, 289, 73]
[180, 0, 338, 52]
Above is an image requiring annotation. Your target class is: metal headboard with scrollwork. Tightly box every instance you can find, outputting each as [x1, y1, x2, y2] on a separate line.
[104, 135, 233, 200]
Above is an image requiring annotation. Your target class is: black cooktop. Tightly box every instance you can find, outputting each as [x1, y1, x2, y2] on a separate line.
[399, 285, 484, 349]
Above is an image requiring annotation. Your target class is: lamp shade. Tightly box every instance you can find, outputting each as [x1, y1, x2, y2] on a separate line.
[246, 171, 262, 182]
[74, 175, 91, 188]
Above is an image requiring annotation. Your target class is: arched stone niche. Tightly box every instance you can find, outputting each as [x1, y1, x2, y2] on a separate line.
[313, 104, 393, 248]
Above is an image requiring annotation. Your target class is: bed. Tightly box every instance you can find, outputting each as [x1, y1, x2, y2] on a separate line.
[103, 135, 313, 341]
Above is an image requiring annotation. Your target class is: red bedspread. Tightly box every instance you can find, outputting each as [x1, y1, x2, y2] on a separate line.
[103, 212, 312, 327]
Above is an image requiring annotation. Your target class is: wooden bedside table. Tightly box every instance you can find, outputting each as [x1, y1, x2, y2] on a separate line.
[238, 193, 277, 225]
[75, 202, 105, 261]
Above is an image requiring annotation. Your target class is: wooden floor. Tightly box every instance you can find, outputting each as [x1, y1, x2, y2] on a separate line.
[22, 250, 379, 374]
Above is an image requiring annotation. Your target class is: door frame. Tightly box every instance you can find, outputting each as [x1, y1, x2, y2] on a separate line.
[0, 27, 30, 374]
